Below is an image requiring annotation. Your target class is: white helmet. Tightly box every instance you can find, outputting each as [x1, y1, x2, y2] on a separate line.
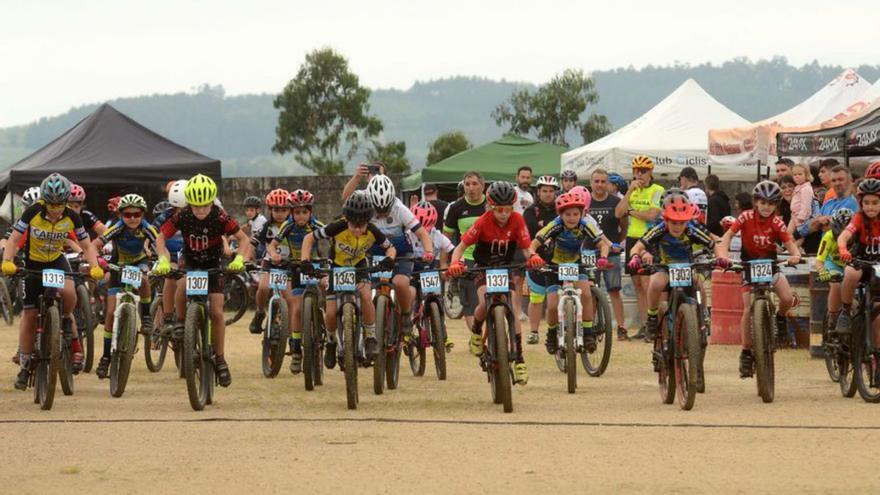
[685, 187, 708, 212]
[168, 179, 188, 208]
[22, 186, 41, 207]
[536, 175, 559, 189]
[366, 174, 395, 210]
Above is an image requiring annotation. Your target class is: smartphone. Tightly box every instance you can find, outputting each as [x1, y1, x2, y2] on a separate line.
[367, 164, 381, 175]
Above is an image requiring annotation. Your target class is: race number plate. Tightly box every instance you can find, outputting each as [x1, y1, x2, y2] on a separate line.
[371, 255, 393, 280]
[749, 259, 773, 284]
[485, 269, 509, 294]
[668, 264, 692, 288]
[121, 266, 142, 289]
[186, 271, 209, 296]
[580, 249, 597, 267]
[333, 267, 357, 292]
[300, 263, 320, 286]
[41, 269, 65, 289]
[420, 271, 441, 294]
[558, 263, 579, 282]
[268, 269, 288, 290]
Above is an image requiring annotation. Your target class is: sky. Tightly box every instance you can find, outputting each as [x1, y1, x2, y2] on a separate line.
[1, 0, 878, 127]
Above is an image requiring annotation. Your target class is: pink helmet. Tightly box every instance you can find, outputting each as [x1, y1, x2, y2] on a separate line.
[569, 186, 592, 211]
[411, 201, 438, 231]
[69, 184, 86, 202]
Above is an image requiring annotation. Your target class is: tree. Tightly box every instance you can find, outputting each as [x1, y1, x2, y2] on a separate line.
[491, 69, 610, 147]
[426, 131, 472, 166]
[580, 113, 612, 145]
[273, 48, 383, 176]
[367, 140, 410, 174]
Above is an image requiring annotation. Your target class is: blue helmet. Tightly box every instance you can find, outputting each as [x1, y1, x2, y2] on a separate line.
[40, 173, 72, 204]
[608, 172, 628, 195]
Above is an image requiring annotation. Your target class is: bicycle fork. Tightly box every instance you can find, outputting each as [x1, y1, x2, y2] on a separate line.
[557, 287, 583, 352]
[111, 292, 140, 354]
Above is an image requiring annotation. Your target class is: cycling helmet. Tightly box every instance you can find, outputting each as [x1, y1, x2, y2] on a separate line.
[366, 174, 396, 211]
[168, 180, 188, 208]
[118, 193, 147, 211]
[631, 155, 655, 170]
[660, 187, 688, 207]
[184, 174, 217, 206]
[456, 180, 465, 197]
[857, 178, 880, 199]
[752, 180, 783, 203]
[288, 189, 314, 208]
[831, 208, 854, 235]
[555, 192, 586, 214]
[411, 201, 438, 231]
[687, 203, 702, 221]
[107, 196, 121, 213]
[69, 184, 86, 203]
[243, 195, 262, 208]
[685, 188, 708, 211]
[40, 173, 71, 204]
[866, 161, 880, 180]
[343, 190, 374, 223]
[22, 187, 41, 207]
[608, 172, 628, 195]
[560, 170, 578, 182]
[662, 195, 693, 222]
[569, 185, 592, 211]
[265, 188, 289, 208]
[486, 181, 517, 207]
[153, 200, 171, 216]
[720, 216, 737, 231]
[536, 175, 559, 189]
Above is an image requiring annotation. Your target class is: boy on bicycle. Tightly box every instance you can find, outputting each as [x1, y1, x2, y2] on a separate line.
[248, 188, 293, 334]
[92, 194, 159, 379]
[153, 174, 250, 388]
[815, 208, 854, 333]
[530, 188, 611, 354]
[300, 191, 396, 367]
[716, 181, 801, 378]
[448, 181, 544, 385]
[152, 179, 187, 332]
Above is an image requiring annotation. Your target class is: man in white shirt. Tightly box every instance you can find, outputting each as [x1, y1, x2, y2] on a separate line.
[513, 166, 534, 215]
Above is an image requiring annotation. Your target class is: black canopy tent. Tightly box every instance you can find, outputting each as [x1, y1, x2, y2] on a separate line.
[776, 106, 880, 164]
[846, 117, 880, 157]
[1, 104, 220, 219]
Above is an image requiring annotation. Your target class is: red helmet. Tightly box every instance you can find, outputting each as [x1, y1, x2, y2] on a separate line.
[866, 161, 880, 180]
[569, 185, 592, 211]
[69, 184, 86, 202]
[288, 189, 314, 208]
[265, 188, 290, 208]
[720, 215, 737, 230]
[662, 195, 693, 222]
[411, 201, 438, 231]
[687, 203, 703, 223]
[555, 192, 586, 214]
[107, 196, 121, 213]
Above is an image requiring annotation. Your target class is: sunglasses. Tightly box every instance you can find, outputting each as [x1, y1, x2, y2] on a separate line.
[492, 205, 514, 213]
[633, 168, 650, 175]
[122, 211, 144, 219]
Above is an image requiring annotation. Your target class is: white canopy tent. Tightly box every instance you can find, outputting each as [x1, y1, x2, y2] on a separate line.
[561, 79, 751, 181]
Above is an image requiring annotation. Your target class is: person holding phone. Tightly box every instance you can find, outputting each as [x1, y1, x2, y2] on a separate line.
[342, 161, 386, 202]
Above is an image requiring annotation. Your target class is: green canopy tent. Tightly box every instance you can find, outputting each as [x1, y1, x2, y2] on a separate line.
[401, 134, 568, 191]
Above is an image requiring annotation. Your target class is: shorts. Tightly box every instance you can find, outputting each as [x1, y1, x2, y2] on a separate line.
[597, 254, 622, 292]
[740, 272, 784, 293]
[526, 270, 547, 303]
[108, 261, 150, 295]
[511, 250, 526, 276]
[823, 259, 845, 277]
[624, 237, 642, 276]
[22, 257, 72, 310]
[326, 260, 369, 298]
[459, 259, 478, 316]
[177, 254, 224, 294]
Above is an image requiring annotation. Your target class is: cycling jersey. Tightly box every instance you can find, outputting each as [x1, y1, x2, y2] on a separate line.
[251, 219, 292, 260]
[315, 219, 391, 266]
[534, 216, 603, 264]
[816, 230, 844, 267]
[159, 205, 240, 267]
[406, 228, 454, 259]
[626, 183, 665, 238]
[443, 196, 487, 261]
[639, 221, 714, 263]
[100, 219, 159, 265]
[152, 207, 183, 258]
[369, 198, 421, 256]
[460, 211, 531, 266]
[275, 217, 325, 260]
[247, 214, 268, 235]
[13, 201, 88, 263]
[79, 209, 101, 237]
[845, 212, 880, 261]
[728, 210, 791, 262]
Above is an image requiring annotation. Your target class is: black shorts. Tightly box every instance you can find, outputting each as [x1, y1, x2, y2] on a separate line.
[326, 260, 369, 298]
[22, 257, 72, 310]
[177, 254, 224, 294]
[459, 259, 479, 316]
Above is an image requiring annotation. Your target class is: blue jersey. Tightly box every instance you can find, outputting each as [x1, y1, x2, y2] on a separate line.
[100, 219, 159, 265]
[153, 207, 184, 259]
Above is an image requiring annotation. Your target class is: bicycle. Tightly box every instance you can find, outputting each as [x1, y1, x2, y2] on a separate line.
[0, 269, 14, 326]
[409, 265, 448, 380]
[817, 273, 855, 396]
[104, 262, 149, 397]
[846, 259, 880, 403]
[143, 272, 182, 374]
[289, 259, 328, 391]
[442, 277, 463, 320]
[577, 248, 614, 379]
[260, 262, 291, 378]
[223, 261, 256, 326]
[65, 253, 96, 374]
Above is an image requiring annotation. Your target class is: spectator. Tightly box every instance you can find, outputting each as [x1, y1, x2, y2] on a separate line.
[678, 166, 700, 190]
[342, 161, 386, 201]
[560, 170, 578, 193]
[422, 183, 448, 226]
[817, 158, 840, 203]
[797, 165, 858, 238]
[775, 158, 794, 181]
[705, 174, 731, 237]
[524, 175, 560, 345]
[788, 163, 814, 234]
[734, 192, 753, 215]
[513, 166, 535, 215]
[607, 172, 627, 198]
[778, 175, 795, 226]
[587, 169, 628, 341]
[443, 171, 488, 329]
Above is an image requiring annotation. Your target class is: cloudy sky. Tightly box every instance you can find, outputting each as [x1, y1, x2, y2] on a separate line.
[1, 0, 878, 127]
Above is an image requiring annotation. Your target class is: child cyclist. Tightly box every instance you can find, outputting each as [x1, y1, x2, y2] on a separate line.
[153, 174, 250, 388]
[248, 188, 293, 334]
[448, 181, 544, 385]
[814, 208, 854, 333]
[299, 191, 396, 367]
[92, 194, 159, 379]
[408, 201, 454, 350]
[716, 181, 802, 378]
[835, 179, 880, 343]
[267, 189, 325, 374]
[153, 180, 187, 333]
[530, 187, 611, 354]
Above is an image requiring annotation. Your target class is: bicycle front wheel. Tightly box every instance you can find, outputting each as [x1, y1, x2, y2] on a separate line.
[564, 298, 577, 394]
[342, 303, 359, 410]
[582, 287, 613, 377]
[674, 303, 700, 411]
[37, 306, 62, 410]
[428, 301, 447, 380]
[223, 275, 249, 326]
[751, 298, 775, 403]
[110, 302, 138, 397]
[144, 296, 169, 373]
[0, 276, 14, 325]
[492, 305, 513, 413]
[184, 303, 209, 411]
[261, 297, 289, 378]
[75, 283, 95, 373]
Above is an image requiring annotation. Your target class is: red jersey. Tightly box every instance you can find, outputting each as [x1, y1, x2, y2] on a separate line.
[160, 205, 239, 267]
[729, 210, 791, 261]
[845, 212, 880, 260]
[460, 211, 531, 266]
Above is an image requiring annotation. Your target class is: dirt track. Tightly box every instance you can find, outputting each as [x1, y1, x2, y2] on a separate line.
[2, 318, 880, 494]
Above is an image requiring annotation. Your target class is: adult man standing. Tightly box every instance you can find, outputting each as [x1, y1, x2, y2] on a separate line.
[679, 166, 708, 221]
[817, 159, 839, 203]
[513, 166, 535, 215]
[523, 175, 560, 344]
[705, 174, 731, 237]
[775, 158, 794, 181]
[588, 169, 628, 340]
[444, 171, 488, 329]
[796, 165, 858, 239]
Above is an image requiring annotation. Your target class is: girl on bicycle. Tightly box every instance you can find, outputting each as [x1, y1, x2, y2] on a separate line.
[248, 188, 293, 335]
[407, 201, 454, 349]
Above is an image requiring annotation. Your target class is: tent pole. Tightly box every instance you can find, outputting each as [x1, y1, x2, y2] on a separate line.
[843, 141, 850, 169]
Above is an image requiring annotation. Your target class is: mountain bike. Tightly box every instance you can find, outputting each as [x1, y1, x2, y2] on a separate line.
[223, 262, 256, 326]
[847, 259, 880, 403]
[409, 265, 448, 380]
[260, 263, 290, 378]
[577, 249, 614, 378]
[818, 273, 855, 396]
[104, 263, 149, 397]
[291, 259, 327, 391]
[65, 253, 96, 374]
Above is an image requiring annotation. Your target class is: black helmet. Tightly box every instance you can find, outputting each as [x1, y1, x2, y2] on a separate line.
[831, 208, 854, 235]
[660, 187, 688, 207]
[752, 180, 782, 203]
[152, 200, 171, 216]
[243, 196, 262, 207]
[343, 191, 374, 223]
[857, 178, 880, 199]
[487, 181, 517, 207]
[561, 170, 578, 182]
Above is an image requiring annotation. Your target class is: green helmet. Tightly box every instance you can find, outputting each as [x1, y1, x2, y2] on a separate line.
[118, 193, 147, 211]
[184, 174, 217, 206]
